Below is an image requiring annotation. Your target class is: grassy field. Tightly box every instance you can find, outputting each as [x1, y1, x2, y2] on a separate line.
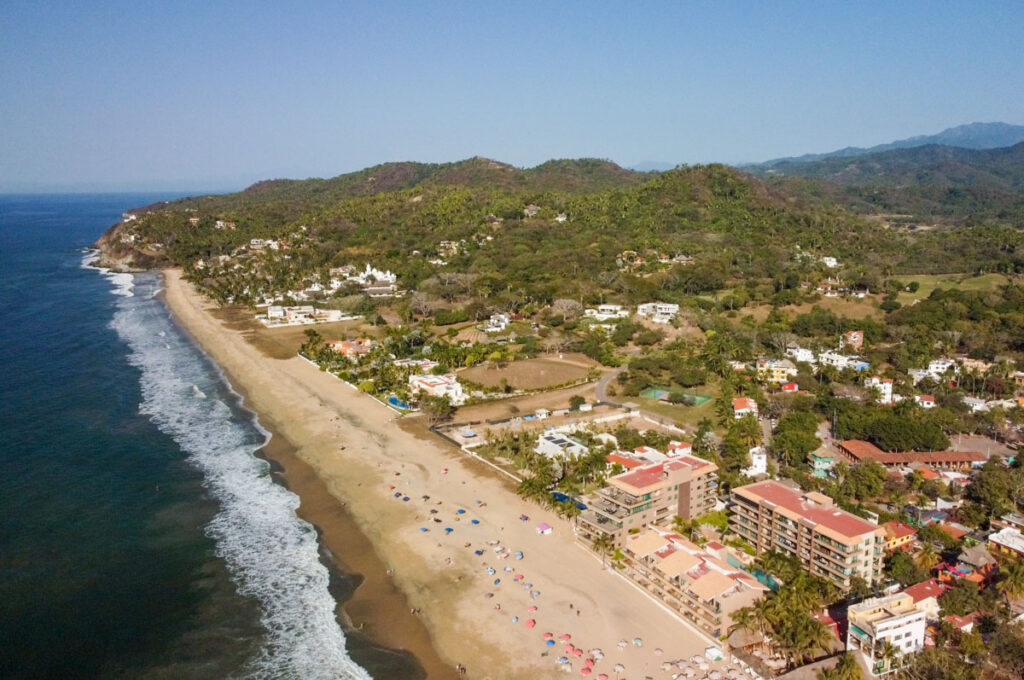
[741, 295, 884, 323]
[896, 273, 1011, 305]
[459, 356, 594, 390]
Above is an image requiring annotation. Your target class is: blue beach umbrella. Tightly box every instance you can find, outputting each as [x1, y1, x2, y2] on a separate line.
[471, 519, 480, 525]
[546, 640, 556, 647]
[420, 527, 428, 532]
[493, 578, 501, 585]
[457, 509, 466, 514]
[445, 527, 454, 534]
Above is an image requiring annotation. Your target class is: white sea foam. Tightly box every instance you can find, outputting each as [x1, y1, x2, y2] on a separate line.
[81, 248, 135, 296]
[106, 273, 371, 680]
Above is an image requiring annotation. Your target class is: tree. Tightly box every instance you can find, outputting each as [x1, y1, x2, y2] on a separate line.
[886, 550, 928, 587]
[998, 560, 1024, 607]
[420, 394, 456, 427]
[817, 652, 863, 680]
[592, 532, 614, 567]
[569, 395, 586, 411]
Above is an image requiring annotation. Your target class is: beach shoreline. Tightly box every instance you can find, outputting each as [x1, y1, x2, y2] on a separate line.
[161, 268, 726, 680]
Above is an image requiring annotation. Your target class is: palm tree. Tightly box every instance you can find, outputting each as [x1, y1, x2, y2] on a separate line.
[997, 560, 1024, 609]
[816, 652, 863, 680]
[914, 543, 939, 572]
[592, 532, 614, 567]
[875, 640, 901, 676]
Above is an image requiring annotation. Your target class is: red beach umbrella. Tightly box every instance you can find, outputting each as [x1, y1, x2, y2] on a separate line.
[580, 670, 591, 676]
[543, 632, 554, 639]
[561, 634, 572, 641]
[525, 619, 536, 628]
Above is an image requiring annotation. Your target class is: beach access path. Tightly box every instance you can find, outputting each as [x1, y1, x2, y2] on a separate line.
[163, 269, 724, 680]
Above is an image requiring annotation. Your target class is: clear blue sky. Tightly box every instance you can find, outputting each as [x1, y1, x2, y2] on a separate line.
[2, 1, 1022, 192]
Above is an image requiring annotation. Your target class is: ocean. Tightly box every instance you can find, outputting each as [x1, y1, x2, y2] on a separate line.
[0, 195, 387, 679]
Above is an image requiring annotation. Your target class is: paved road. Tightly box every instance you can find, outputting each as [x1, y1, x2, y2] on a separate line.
[594, 367, 625, 406]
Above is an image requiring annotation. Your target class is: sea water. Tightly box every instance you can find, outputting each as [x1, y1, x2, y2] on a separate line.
[0, 195, 373, 679]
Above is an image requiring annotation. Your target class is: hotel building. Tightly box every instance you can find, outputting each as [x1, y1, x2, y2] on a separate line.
[729, 480, 885, 591]
[576, 455, 718, 546]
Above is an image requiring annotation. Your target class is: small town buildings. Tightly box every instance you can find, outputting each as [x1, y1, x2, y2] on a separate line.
[901, 579, 951, 621]
[584, 304, 631, 321]
[821, 256, 840, 269]
[914, 395, 936, 409]
[757, 358, 798, 384]
[188, 215, 200, 226]
[732, 397, 758, 419]
[847, 592, 926, 676]
[262, 305, 346, 326]
[989, 526, 1024, 559]
[328, 338, 373, 358]
[577, 454, 718, 545]
[621, 528, 768, 639]
[781, 382, 799, 393]
[786, 345, 817, 366]
[408, 374, 466, 405]
[840, 330, 864, 351]
[729, 481, 885, 591]
[927, 359, 959, 380]
[637, 301, 680, 323]
[881, 521, 917, 553]
[484, 313, 511, 333]
[809, 450, 835, 478]
[393, 358, 440, 373]
[534, 431, 589, 459]
[818, 351, 869, 372]
[742, 446, 767, 477]
[962, 396, 988, 413]
[836, 440, 986, 470]
[865, 376, 894, 405]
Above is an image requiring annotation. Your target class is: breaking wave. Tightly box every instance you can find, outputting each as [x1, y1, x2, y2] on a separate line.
[105, 271, 371, 680]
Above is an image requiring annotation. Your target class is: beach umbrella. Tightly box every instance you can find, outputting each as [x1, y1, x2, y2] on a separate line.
[546, 640, 556, 647]
[493, 578, 500, 585]
[598, 675, 608, 680]
[558, 657, 569, 664]
[654, 648, 663, 656]
[584, 658, 595, 668]
[471, 519, 480, 524]
[445, 527, 454, 533]
[420, 528, 428, 532]
[614, 663, 625, 672]
[633, 637, 643, 647]
[580, 670, 591, 676]
[527, 605, 537, 612]
[617, 640, 628, 649]
[565, 646, 574, 654]
[457, 509, 466, 514]
[574, 648, 583, 657]
[512, 616, 518, 623]
[388, 485, 395, 490]
[561, 634, 572, 641]
[402, 496, 409, 501]
[543, 632, 554, 639]
[525, 619, 536, 628]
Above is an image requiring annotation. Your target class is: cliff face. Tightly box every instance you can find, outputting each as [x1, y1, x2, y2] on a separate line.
[92, 220, 172, 272]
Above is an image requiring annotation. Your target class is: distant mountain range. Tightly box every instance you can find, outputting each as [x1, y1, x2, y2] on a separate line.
[749, 141, 1024, 225]
[754, 122, 1024, 168]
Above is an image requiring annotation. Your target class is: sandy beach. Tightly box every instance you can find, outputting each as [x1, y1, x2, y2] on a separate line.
[162, 269, 725, 680]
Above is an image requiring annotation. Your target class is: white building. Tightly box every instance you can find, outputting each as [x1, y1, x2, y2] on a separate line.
[785, 346, 817, 366]
[484, 313, 511, 333]
[408, 374, 466, 405]
[865, 376, 894, 405]
[742, 446, 767, 477]
[914, 395, 936, 409]
[534, 432, 589, 459]
[821, 256, 840, 269]
[926, 359, 959, 380]
[818, 350, 852, 370]
[847, 592, 926, 676]
[584, 304, 631, 321]
[732, 397, 758, 419]
[962, 396, 988, 413]
[637, 302, 680, 324]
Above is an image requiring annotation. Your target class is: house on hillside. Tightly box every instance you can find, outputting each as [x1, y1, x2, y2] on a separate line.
[636, 302, 679, 323]
[584, 304, 630, 321]
[865, 376, 894, 405]
[840, 330, 864, 351]
[732, 397, 758, 419]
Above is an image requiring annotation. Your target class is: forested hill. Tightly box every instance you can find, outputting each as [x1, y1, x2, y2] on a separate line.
[754, 142, 1024, 226]
[187, 157, 650, 211]
[96, 159, 1023, 303]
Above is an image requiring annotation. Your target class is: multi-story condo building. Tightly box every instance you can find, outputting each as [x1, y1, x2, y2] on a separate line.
[576, 455, 718, 546]
[847, 592, 926, 676]
[621, 528, 767, 639]
[729, 480, 885, 591]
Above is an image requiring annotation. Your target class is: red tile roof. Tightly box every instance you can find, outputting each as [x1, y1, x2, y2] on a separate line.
[733, 480, 879, 539]
[733, 397, 756, 411]
[838, 440, 986, 466]
[903, 579, 951, 603]
[937, 523, 968, 541]
[606, 454, 643, 470]
[883, 521, 917, 540]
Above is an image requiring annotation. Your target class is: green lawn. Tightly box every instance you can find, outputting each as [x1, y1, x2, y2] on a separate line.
[896, 273, 1010, 305]
[635, 393, 718, 433]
